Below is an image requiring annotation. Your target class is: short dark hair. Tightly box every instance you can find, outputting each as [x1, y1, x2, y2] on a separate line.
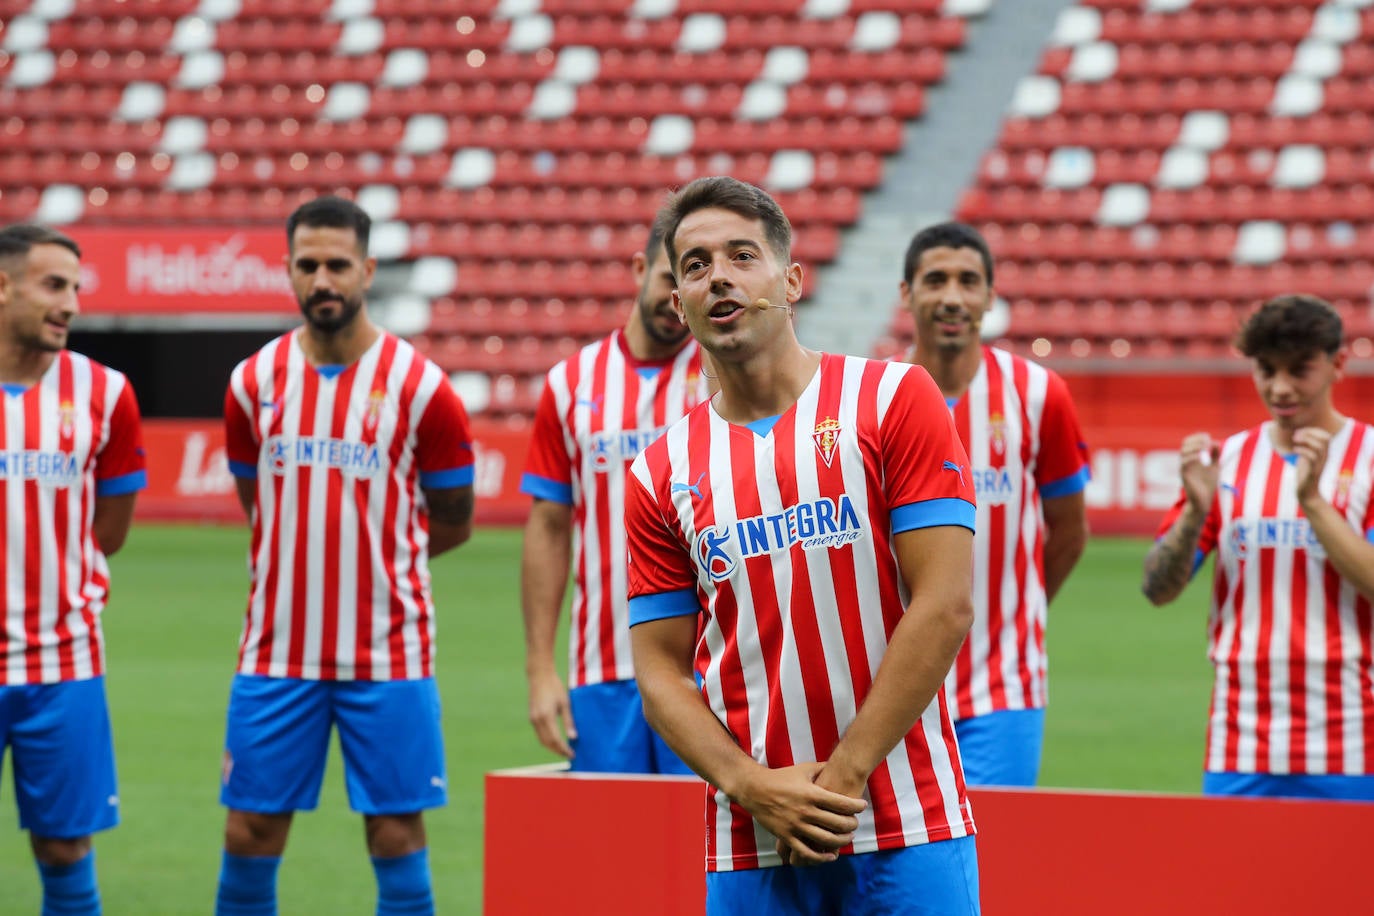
[1237, 294, 1343, 361]
[643, 201, 676, 266]
[285, 195, 371, 252]
[661, 176, 792, 275]
[0, 223, 81, 274]
[902, 221, 994, 287]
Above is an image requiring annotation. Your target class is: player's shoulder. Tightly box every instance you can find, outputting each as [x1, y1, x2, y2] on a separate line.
[387, 332, 444, 379]
[230, 330, 294, 379]
[62, 350, 133, 393]
[545, 332, 620, 383]
[1218, 424, 1266, 459]
[988, 345, 1065, 388]
[62, 348, 117, 378]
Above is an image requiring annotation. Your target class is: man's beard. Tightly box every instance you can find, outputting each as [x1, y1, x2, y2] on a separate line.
[639, 297, 689, 347]
[300, 292, 363, 334]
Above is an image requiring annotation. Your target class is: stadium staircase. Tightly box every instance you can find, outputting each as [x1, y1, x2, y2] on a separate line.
[872, 0, 1374, 368]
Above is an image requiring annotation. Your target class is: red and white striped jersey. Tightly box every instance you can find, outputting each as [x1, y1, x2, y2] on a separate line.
[0, 352, 147, 686]
[942, 347, 1089, 718]
[521, 330, 706, 687]
[1157, 419, 1374, 776]
[626, 354, 977, 872]
[224, 330, 474, 682]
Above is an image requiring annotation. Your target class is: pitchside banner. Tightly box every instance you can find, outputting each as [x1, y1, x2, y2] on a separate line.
[74, 228, 293, 314]
[136, 374, 1374, 533]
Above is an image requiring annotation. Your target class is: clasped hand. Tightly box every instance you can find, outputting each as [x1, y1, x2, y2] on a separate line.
[734, 761, 867, 868]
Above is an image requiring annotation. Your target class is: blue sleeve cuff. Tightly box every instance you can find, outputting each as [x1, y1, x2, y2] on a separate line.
[629, 588, 700, 626]
[1191, 548, 1206, 577]
[1040, 465, 1091, 499]
[420, 465, 474, 489]
[891, 497, 976, 534]
[1366, 528, 1374, 545]
[228, 459, 258, 480]
[520, 473, 574, 505]
[95, 470, 147, 496]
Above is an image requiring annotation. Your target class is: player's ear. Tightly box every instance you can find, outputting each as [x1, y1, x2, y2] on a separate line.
[1332, 346, 1349, 379]
[630, 250, 648, 287]
[671, 289, 686, 323]
[363, 256, 377, 289]
[783, 262, 803, 305]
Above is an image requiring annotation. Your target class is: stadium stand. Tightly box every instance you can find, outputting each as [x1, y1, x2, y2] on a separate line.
[0, 0, 985, 419]
[874, 0, 1374, 365]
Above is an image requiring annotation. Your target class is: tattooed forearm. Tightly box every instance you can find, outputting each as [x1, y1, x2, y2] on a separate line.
[425, 485, 474, 557]
[1141, 506, 1207, 606]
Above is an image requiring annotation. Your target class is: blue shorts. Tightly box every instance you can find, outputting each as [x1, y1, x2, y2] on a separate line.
[221, 675, 447, 815]
[0, 678, 119, 838]
[1202, 771, 1374, 802]
[568, 680, 693, 775]
[953, 709, 1045, 788]
[706, 837, 980, 916]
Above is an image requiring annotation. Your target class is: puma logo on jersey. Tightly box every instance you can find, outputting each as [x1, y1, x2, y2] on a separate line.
[671, 471, 707, 500]
[942, 460, 966, 487]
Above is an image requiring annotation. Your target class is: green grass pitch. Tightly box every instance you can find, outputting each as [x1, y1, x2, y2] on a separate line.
[0, 526, 1213, 913]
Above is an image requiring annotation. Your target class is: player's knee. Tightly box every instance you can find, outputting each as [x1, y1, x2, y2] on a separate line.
[365, 813, 425, 858]
[223, 810, 292, 856]
[30, 834, 92, 867]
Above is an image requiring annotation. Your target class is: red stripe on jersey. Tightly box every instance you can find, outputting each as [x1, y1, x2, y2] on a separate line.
[252, 342, 292, 676]
[981, 354, 1009, 710]
[569, 346, 599, 688]
[1288, 542, 1309, 773]
[828, 365, 876, 716]
[352, 336, 397, 676]
[774, 407, 839, 765]
[1219, 429, 1261, 771]
[950, 389, 974, 706]
[1334, 426, 1374, 775]
[730, 424, 793, 773]
[22, 376, 43, 683]
[595, 351, 637, 684]
[1250, 450, 1285, 768]
[81, 361, 110, 678]
[287, 364, 321, 676]
[52, 355, 76, 681]
[1009, 356, 1036, 702]
[319, 359, 354, 677]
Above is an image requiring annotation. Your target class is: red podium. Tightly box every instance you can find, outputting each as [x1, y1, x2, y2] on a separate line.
[485, 765, 1374, 915]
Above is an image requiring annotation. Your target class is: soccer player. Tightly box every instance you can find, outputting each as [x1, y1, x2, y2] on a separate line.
[1143, 294, 1374, 801]
[519, 211, 707, 773]
[626, 177, 981, 915]
[0, 223, 147, 916]
[215, 196, 475, 916]
[899, 222, 1090, 787]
